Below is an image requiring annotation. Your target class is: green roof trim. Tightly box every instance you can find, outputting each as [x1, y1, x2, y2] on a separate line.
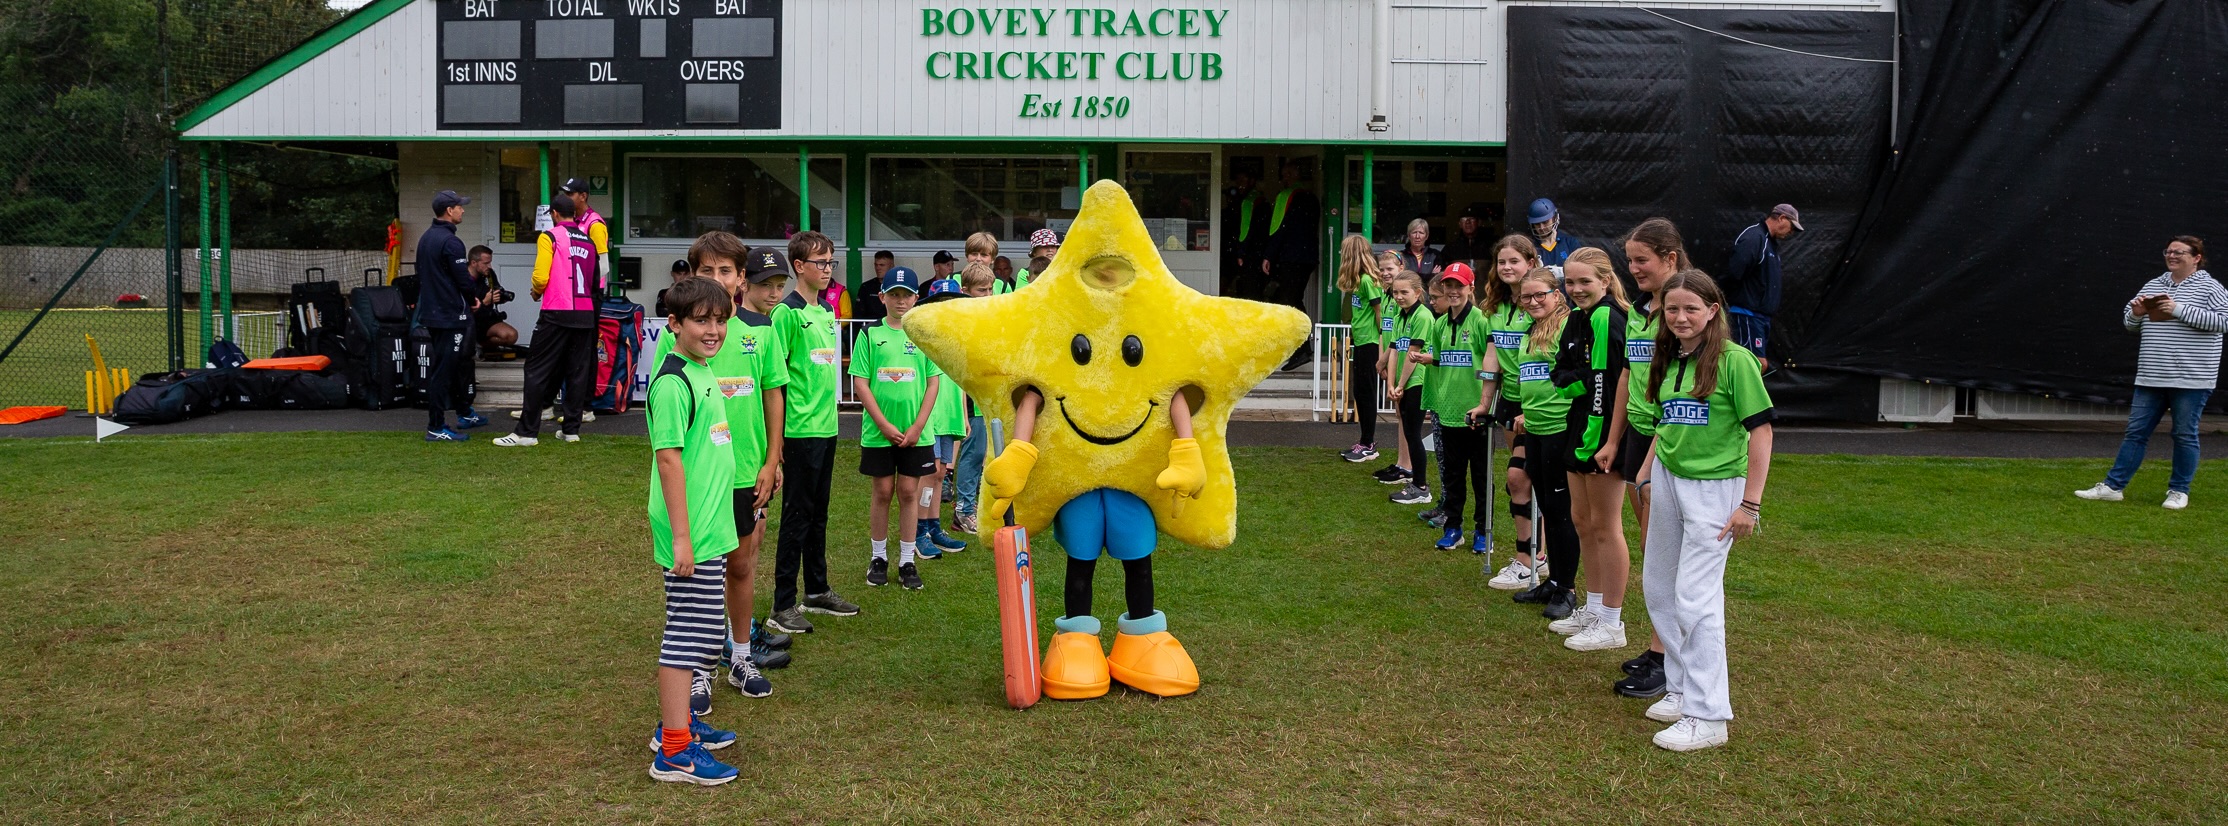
[175, 0, 417, 135]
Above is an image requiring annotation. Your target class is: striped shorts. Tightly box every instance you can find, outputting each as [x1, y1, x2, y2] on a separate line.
[658, 555, 728, 672]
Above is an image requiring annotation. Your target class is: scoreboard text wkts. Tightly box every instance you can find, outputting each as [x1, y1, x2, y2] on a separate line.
[438, 0, 783, 130]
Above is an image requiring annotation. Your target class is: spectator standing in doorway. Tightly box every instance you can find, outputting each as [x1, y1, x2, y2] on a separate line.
[1438, 206, 1493, 272]
[1263, 159, 1322, 370]
[2076, 236, 2228, 510]
[1721, 204, 1801, 366]
[496, 193, 601, 446]
[1223, 169, 1267, 300]
[1396, 218, 1441, 279]
[416, 190, 488, 441]
[1527, 198, 1584, 270]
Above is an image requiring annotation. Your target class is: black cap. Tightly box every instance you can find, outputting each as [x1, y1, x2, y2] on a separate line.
[558, 177, 592, 195]
[670, 259, 692, 274]
[431, 190, 472, 214]
[744, 247, 792, 283]
[931, 250, 959, 265]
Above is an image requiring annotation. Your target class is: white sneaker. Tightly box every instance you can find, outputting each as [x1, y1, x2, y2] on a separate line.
[558, 433, 581, 443]
[2074, 483, 2123, 501]
[1652, 717, 1729, 752]
[492, 434, 539, 447]
[1487, 560, 1534, 591]
[508, 408, 594, 423]
[1566, 621, 1628, 652]
[2163, 491, 2189, 510]
[1548, 608, 1598, 635]
[1645, 693, 1684, 723]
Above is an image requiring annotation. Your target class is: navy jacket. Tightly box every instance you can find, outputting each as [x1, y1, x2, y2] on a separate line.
[414, 220, 476, 328]
[1722, 223, 1782, 316]
[1262, 188, 1320, 265]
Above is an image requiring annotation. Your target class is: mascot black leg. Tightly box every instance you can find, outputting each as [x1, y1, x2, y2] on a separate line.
[1065, 555, 1097, 619]
[1122, 556, 1154, 619]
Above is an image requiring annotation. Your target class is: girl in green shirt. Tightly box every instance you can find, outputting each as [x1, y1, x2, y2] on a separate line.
[1612, 217, 1692, 697]
[1337, 235, 1389, 464]
[1635, 271, 1774, 753]
[1508, 268, 1583, 621]
[1382, 269, 1435, 506]
[1474, 235, 1543, 590]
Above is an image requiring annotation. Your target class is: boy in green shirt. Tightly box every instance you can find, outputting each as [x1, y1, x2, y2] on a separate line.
[912, 274, 974, 556]
[850, 267, 943, 591]
[645, 277, 742, 786]
[767, 232, 860, 636]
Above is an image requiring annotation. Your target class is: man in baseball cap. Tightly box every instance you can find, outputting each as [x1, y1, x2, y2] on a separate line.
[1723, 203, 1802, 366]
[1525, 197, 1584, 268]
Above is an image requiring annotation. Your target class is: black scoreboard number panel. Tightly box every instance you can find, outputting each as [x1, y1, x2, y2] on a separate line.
[438, 0, 782, 130]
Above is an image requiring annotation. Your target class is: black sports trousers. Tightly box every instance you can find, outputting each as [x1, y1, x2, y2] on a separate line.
[423, 323, 474, 430]
[513, 321, 597, 437]
[774, 436, 836, 612]
[1437, 423, 1494, 532]
[1397, 389, 1429, 483]
[1521, 430, 1583, 590]
[1350, 342, 1379, 447]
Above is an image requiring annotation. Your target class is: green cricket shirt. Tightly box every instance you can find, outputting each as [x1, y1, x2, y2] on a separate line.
[1347, 277, 1387, 348]
[1487, 302, 1532, 402]
[1516, 317, 1572, 435]
[1389, 304, 1435, 390]
[849, 321, 944, 448]
[1422, 304, 1493, 422]
[1649, 344, 1774, 480]
[1624, 302, 1661, 437]
[772, 292, 841, 439]
[646, 352, 739, 569]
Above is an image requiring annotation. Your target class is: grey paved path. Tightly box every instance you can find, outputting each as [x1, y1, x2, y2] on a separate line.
[8, 407, 2228, 460]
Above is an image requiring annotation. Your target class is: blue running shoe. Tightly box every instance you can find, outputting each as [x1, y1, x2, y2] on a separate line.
[454, 410, 490, 429]
[1472, 531, 1491, 554]
[647, 713, 737, 752]
[649, 741, 739, 786]
[424, 427, 469, 442]
[913, 530, 943, 560]
[1435, 528, 1463, 550]
[925, 521, 967, 552]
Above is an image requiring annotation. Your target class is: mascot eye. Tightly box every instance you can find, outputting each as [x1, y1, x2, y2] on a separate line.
[1122, 335, 1143, 367]
[1071, 334, 1092, 365]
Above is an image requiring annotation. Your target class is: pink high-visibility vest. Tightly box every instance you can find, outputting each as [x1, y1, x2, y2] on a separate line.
[541, 220, 600, 312]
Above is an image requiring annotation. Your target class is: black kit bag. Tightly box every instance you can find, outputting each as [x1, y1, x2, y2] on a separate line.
[345, 277, 413, 410]
[226, 368, 353, 411]
[111, 369, 234, 426]
[287, 267, 348, 359]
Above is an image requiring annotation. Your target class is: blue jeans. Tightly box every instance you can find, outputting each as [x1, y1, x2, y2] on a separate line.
[2104, 386, 2212, 494]
[954, 415, 986, 516]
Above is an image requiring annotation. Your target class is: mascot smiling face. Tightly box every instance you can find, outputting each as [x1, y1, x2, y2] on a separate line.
[906, 181, 1310, 549]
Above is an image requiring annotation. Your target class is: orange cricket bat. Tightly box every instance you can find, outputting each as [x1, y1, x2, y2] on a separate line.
[988, 420, 1042, 709]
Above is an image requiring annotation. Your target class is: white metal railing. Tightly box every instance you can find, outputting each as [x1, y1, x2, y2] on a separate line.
[229, 311, 287, 360]
[1309, 323, 1398, 422]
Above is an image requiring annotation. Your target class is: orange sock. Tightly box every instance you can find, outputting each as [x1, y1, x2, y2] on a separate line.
[661, 725, 692, 757]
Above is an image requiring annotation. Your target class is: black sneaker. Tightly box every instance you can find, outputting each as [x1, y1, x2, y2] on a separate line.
[1280, 343, 1312, 373]
[766, 606, 814, 635]
[1372, 465, 1409, 484]
[1542, 588, 1576, 620]
[1390, 484, 1433, 506]
[1512, 582, 1554, 604]
[750, 640, 791, 669]
[1621, 651, 1658, 676]
[689, 669, 713, 716]
[804, 591, 860, 616]
[1615, 658, 1667, 698]
[867, 557, 890, 587]
[1416, 507, 1444, 524]
[751, 618, 792, 651]
[727, 657, 772, 698]
[898, 562, 923, 590]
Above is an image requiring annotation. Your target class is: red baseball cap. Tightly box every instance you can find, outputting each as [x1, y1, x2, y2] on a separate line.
[1439, 262, 1476, 287]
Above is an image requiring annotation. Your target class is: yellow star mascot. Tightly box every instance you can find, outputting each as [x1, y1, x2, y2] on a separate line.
[907, 181, 1309, 699]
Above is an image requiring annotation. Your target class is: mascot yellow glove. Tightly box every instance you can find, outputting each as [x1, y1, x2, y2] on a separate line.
[1156, 437, 1207, 511]
[985, 439, 1040, 521]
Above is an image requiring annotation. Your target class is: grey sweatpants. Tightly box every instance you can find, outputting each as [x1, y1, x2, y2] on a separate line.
[1642, 459, 1740, 722]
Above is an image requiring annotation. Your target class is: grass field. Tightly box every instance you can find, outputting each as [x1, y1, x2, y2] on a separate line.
[0, 309, 210, 409]
[2, 433, 2224, 824]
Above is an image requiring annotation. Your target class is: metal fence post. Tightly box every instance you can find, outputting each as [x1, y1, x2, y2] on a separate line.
[196, 144, 213, 359]
[218, 142, 233, 328]
[166, 149, 183, 372]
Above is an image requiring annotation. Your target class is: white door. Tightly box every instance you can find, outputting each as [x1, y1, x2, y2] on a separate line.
[1118, 147, 1219, 295]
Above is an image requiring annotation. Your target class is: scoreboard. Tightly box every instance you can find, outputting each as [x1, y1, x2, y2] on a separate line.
[437, 0, 782, 131]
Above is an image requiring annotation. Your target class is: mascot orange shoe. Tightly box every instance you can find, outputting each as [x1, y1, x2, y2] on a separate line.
[907, 181, 1307, 699]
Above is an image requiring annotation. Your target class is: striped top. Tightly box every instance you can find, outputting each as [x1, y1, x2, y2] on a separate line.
[2123, 269, 2228, 389]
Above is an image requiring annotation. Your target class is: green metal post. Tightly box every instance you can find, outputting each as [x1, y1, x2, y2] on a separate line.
[218, 143, 233, 331]
[537, 141, 551, 206]
[1361, 149, 1375, 243]
[1078, 146, 1089, 190]
[798, 144, 810, 234]
[197, 145, 212, 356]
[165, 150, 183, 371]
